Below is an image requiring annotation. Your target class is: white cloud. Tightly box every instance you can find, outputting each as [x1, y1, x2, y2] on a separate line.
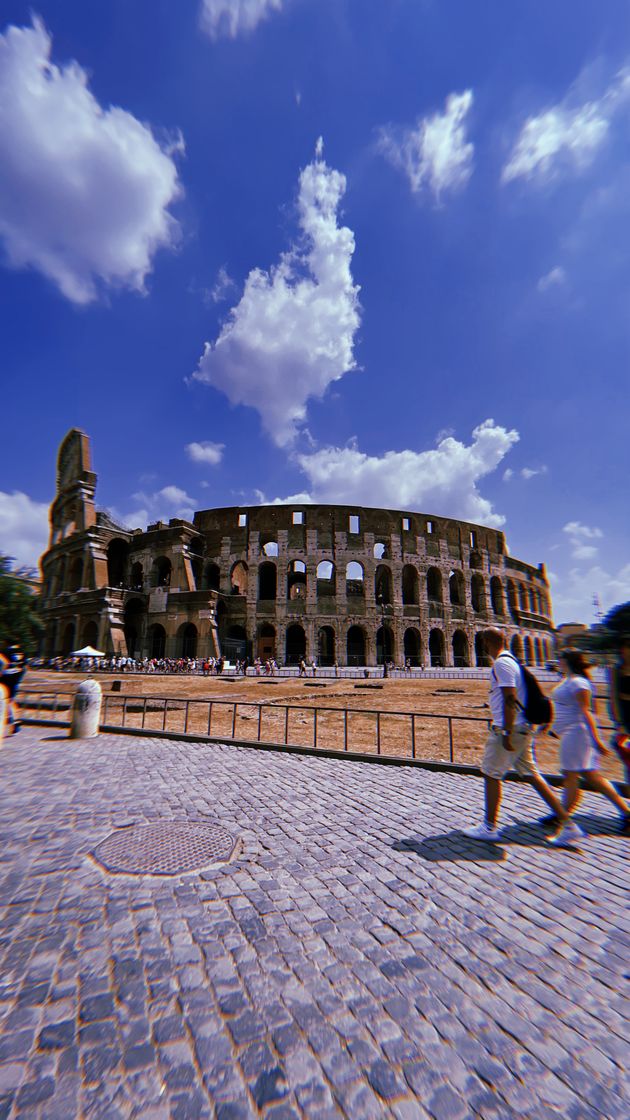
[550, 562, 630, 625]
[0, 490, 50, 569]
[185, 440, 225, 466]
[503, 464, 547, 482]
[379, 91, 474, 201]
[563, 521, 603, 562]
[0, 19, 183, 303]
[209, 266, 236, 304]
[191, 142, 361, 446]
[502, 68, 630, 185]
[200, 0, 284, 39]
[272, 420, 518, 527]
[113, 485, 197, 530]
[537, 266, 566, 292]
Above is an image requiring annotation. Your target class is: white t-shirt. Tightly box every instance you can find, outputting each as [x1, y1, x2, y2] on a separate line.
[490, 652, 527, 728]
[552, 675, 591, 734]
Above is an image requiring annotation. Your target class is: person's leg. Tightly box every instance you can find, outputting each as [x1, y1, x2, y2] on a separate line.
[585, 770, 630, 816]
[484, 777, 502, 829]
[561, 771, 582, 814]
[529, 771, 571, 822]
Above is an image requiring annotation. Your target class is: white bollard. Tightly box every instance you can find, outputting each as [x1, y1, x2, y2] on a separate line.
[70, 679, 102, 739]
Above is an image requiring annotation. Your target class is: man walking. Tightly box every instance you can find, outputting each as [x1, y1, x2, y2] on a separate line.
[466, 629, 580, 843]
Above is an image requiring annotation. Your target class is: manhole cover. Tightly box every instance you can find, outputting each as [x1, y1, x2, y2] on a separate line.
[92, 822, 238, 876]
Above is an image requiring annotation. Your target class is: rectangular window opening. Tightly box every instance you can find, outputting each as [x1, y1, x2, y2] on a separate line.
[470, 531, 477, 548]
[292, 511, 304, 525]
[402, 517, 410, 532]
[349, 515, 360, 534]
[426, 520, 434, 534]
[238, 513, 247, 527]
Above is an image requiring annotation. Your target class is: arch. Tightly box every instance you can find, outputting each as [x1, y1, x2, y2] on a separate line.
[535, 637, 544, 666]
[316, 560, 336, 597]
[490, 576, 505, 617]
[177, 622, 197, 659]
[346, 561, 364, 597]
[475, 632, 489, 667]
[231, 561, 248, 596]
[148, 623, 166, 659]
[402, 565, 419, 605]
[258, 561, 277, 600]
[427, 567, 442, 602]
[507, 580, 519, 621]
[429, 629, 445, 667]
[130, 561, 144, 591]
[373, 541, 388, 560]
[471, 574, 486, 614]
[261, 539, 278, 557]
[61, 622, 75, 657]
[257, 623, 275, 661]
[107, 538, 129, 588]
[375, 564, 393, 605]
[403, 628, 422, 666]
[204, 562, 221, 591]
[81, 620, 99, 649]
[346, 625, 366, 666]
[123, 598, 145, 657]
[524, 636, 534, 665]
[151, 556, 171, 588]
[69, 555, 84, 592]
[449, 569, 465, 606]
[285, 624, 306, 665]
[376, 625, 394, 665]
[224, 624, 247, 662]
[318, 626, 335, 666]
[452, 630, 470, 667]
[518, 584, 528, 611]
[287, 559, 307, 600]
[510, 633, 524, 660]
[190, 554, 203, 590]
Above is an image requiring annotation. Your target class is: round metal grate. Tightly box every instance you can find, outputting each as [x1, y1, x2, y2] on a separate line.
[92, 821, 238, 876]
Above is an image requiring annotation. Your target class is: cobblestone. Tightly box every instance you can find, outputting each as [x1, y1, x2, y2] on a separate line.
[0, 727, 628, 1117]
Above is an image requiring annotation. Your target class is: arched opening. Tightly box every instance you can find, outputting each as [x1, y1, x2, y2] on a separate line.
[524, 636, 534, 665]
[452, 630, 470, 667]
[528, 588, 537, 613]
[285, 624, 306, 665]
[204, 562, 221, 591]
[151, 556, 172, 588]
[231, 561, 248, 596]
[224, 624, 247, 663]
[316, 560, 336, 598]
[130, 561, 144, 591]
[190, 554, 203, 590]
[490, 576, 505, 617]
[123, 598, 146, 658]
[449, 569, 465, 606]
[148, 624, 166, 659]
[346, 625, 366, 666]
[535, 637, 544, 665]
[61, 622, 75, 656]
[81, 620, 99, 649]
[107, 539, 129, 588]
[429, 629, 445, 667]
[510, 633, 524, 660]
[257, 623, 275, 661]
[346, 561, 364, 598]
[373, 541, 388, 560]
[56, 557, 67, 595]
[261, 539, 278, 557]
[402, 565, 419, 605]
[287, 559, 307, 600]
[69, 556, 84, 592]
[471, 574, 486, 614]
[427, 567, 442, 602]
[375, 565, 393, 605]
[475, 632, 489, 667]
[258, 562, 277, 600]
[318, 626, 335, 666]
[178, 622, 198, 659]
[403, 628, 421, 666]
[376, 626, 394, 665]
[507, 580, 519, 621]
[518, 585, 528, 611]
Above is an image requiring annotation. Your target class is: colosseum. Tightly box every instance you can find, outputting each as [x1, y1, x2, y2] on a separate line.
[40, 429, 555, 668]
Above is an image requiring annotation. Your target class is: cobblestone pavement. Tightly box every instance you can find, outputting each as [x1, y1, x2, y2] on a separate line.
[0, 728, 627, 1120]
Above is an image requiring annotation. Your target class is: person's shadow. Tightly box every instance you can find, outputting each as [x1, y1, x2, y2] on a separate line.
[393, 834, 507, 863]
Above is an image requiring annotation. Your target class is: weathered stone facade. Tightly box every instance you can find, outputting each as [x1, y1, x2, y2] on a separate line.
[40, 430, 555, 666]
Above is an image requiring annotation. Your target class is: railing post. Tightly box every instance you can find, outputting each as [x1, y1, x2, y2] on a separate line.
[142, 697, 147, 729]
[313, 708, 318, 750]
[162, 699, 168, 731]
[257, 705, 262, 742]
[448, 717, 454, 763]
[284, 706, 289, 745]
[207, 702, 213, 736]
[411, 713, 416, 759]
[231, 703, 237, 738]
[184, 701, 190, 734]
[344, 709, 348, 752]
[376, 711, 381, 755]
[122, 696, 127, 727]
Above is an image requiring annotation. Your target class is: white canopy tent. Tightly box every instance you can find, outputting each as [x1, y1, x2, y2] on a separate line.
[70, 645, 105, 658]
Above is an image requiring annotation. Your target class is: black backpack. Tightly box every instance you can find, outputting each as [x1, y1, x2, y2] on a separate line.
[495, 653, 553, 726]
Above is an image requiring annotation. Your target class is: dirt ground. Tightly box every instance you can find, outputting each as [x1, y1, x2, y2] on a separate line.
[19, 668, 624, 782]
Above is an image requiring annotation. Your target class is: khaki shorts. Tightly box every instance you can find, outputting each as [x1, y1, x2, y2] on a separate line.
[481, 727, 537, 779]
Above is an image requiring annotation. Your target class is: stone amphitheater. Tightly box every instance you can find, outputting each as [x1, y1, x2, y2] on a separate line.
[40, 430, 555, 667]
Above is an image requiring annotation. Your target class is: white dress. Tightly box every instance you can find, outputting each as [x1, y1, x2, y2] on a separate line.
[551, 675, 597, 771]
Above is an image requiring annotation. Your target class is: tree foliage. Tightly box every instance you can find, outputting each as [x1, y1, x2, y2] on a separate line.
[0, 555, 43, 656]
[579, 600, 630, 655]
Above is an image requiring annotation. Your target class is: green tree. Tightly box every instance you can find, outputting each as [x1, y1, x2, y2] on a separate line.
[0, 555, 43, 656]
[580, 600, 630, 656]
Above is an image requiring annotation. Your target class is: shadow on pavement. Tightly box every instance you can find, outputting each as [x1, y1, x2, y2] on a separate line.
[572, 812, 625, 836]
[393, 834, 507, 862]
[40, 734, 70, 742]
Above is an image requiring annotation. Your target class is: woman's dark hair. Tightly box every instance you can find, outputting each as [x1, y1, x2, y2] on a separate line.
[561, 648, 591, 678]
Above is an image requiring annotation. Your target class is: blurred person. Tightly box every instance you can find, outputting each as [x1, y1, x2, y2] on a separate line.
[609, 640, 630, 783]
[0, 644, 26, 735]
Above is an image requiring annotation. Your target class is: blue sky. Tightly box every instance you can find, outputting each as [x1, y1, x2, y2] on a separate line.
[0, 0, 628, 624]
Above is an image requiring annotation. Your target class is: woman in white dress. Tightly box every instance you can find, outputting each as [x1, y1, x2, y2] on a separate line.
[550, 649, 630, 845]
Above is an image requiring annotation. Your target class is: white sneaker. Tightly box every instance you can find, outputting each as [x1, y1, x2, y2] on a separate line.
[464, 823, 501, 842]
[549, 821, 586, 847]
